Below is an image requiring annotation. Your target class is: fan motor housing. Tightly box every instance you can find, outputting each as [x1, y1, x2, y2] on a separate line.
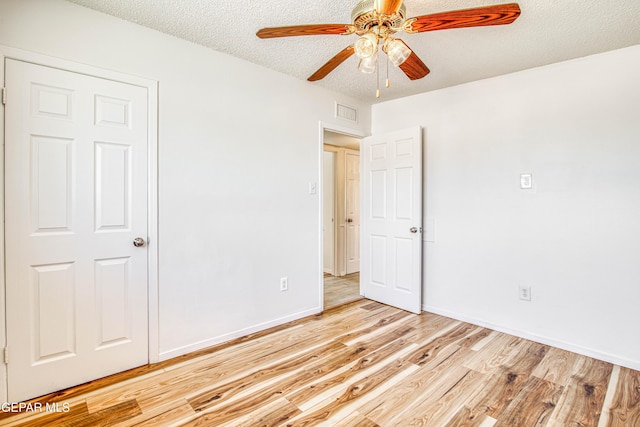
[351, 0, 406, 34]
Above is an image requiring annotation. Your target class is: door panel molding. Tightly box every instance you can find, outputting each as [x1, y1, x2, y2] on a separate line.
[0, 45, 159, 402]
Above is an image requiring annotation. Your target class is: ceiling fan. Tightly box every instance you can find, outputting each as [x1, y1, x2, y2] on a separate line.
[257, 0, 521, 96]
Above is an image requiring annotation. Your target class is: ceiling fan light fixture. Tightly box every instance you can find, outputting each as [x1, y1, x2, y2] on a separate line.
[358, 53, 378, 74]
[354, 32, 378, 58]
[384, 38, 411, 66]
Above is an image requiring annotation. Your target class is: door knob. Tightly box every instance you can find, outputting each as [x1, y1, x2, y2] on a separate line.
[133, 237, 146, 247]
[347, 218, 353, 223]
[410, 227, 419, 233]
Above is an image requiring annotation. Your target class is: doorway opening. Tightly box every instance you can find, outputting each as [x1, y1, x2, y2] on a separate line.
[322, 129, 362, 309]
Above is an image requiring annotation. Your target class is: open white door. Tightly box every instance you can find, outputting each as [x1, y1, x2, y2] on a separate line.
[361, 127, 422, 314]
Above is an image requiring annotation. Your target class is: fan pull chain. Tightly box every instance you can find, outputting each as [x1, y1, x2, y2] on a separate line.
[376, 47, 380, 98]
[386, 53, 390, 88]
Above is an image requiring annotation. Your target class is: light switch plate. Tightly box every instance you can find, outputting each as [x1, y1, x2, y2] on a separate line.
[520, 173, 532, 189]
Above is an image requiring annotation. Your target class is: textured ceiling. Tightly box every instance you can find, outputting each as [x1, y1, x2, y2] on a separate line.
[66, 0, 640, 103]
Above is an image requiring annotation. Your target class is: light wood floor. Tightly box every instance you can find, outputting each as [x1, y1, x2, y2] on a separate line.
[2, 299, 639, 426]
[324, 272, 361, 309]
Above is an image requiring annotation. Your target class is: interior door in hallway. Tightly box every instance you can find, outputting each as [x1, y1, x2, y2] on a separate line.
[345, 150, 360, 274]
[361, 127, 423, 314]
[323, 150, 336, 275]
[4, 59, 150, 401]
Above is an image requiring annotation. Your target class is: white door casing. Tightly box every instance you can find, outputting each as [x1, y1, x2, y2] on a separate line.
[4, 58, 150, 401]
[361, 127, 423, 314]
[345, 150, 360, 274]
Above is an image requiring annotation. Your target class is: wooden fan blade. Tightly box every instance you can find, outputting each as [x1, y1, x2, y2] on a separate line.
[377, 0, 404, 16]
[308, 45, 355, 81]
[405, 3, 521, 33]
[257, 24, 353, 39]
[396, 41, 430, 80]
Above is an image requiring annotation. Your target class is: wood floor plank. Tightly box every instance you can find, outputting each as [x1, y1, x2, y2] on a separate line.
[463, 333, 525, 374]
[546, 356, 613, 427]
[2, 299, 637, 427]
[493, 376, 563, 427]
[388, 367, 487, 426]
[361, 346, 473, 425]
[359, 301, 385, 311]
[288, 329, 417, 409]
[462, 340, 549, 421]
[292, 348, 421, 426]
[406, 322, 479, 366]
[531, 346, 582, 385]
[115, 400, 195, 427]
[199, 397, 300, 427]
[186, 340, 347, 412]
[598, 365, 640, 427]
[177, 344, 357, 425]
[457, 326, 494, 349]
[338, 310, 413, 346]
[333, 411, 381, 427]
[65, 400, 141, 427]
[402, 312, 461, 344]
[181, 317, 416, 425]
[444, 406, 497, 427]
[470, 330, 500, 352]
[286, 358, 415, 426]
[99, 304, 397, 413]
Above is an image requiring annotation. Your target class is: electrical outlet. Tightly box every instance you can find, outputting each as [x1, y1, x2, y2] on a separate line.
[519, 285, 531, 301]
[280, 277, 288, 292]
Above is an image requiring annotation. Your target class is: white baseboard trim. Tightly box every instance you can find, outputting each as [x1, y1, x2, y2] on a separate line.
[423, 304, 640, 372]
[158, 307, 322, 361]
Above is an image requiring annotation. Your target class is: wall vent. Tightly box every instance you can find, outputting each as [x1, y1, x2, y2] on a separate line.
[335, 102, 358, 123]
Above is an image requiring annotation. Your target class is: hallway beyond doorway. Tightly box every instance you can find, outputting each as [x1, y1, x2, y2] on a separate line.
[324, 272, 361, 308]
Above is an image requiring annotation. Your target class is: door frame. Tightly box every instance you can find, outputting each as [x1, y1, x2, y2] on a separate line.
[0, 46, 160, 402]
[318, 122, 366, 311]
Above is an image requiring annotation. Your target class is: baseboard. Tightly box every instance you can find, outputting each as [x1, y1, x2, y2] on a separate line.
[423, 304, 640, 372]
[158, 307, 322, 361]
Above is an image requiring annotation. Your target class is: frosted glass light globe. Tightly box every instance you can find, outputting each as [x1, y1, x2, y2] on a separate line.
[354, 32, 378, 59]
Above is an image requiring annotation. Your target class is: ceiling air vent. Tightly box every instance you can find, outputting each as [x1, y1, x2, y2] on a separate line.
[335, 102, 358, 123]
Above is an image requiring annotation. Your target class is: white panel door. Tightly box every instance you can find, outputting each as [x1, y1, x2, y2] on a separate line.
[361, 127, 422, 313]
[345, 151, 360, 274]
[323, 151, 335, 275]
[5, 59, 149, 401]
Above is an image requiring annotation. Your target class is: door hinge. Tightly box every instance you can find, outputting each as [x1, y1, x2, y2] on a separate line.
[1, 87, 6, 105]
[3, 347, 8, 364]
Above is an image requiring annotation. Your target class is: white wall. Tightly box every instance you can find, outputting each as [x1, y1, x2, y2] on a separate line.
[0, 0, 370, 360]
[372, 45, 640, 370]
